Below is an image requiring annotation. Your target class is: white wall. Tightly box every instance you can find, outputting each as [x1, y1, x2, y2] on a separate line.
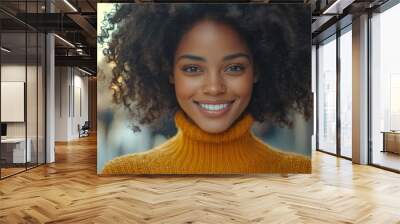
[72, 73, 89, 138]
[55, 67, 89, 141]
[1, 64, 26, 81]
[55, 67, 69, 141]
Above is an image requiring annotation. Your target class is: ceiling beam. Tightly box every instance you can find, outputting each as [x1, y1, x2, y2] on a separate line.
[55, 55, 95, 68]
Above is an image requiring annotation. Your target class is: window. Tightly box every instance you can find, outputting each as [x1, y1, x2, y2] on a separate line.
[339, 27, 352, 158]
[317, 35, 337, 154]
[370, 2, 400, 171]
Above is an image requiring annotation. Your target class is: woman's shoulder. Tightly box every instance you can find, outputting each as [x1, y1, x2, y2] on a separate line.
[102, 136, 179, 175]
[278, 151, 311, 173]
[253, 139, 311, 173]
[101, 151, 152, 175]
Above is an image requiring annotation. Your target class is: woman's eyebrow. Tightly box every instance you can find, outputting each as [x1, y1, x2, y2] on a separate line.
[223, 53, 251, 61]
[175, 53, 251, 63]
[176, 54, 206, 62]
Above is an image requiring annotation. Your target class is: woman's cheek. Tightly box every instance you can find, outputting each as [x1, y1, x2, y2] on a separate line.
[229, 71, 254, 100]
[174, 74, 201, 100]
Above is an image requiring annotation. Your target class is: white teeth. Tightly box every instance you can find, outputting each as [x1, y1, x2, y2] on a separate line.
[199, 103, 229, 111]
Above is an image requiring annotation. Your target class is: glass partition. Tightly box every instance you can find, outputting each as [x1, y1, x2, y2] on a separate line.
[1, 30, 28, 178]
[0, 0, 46, 179]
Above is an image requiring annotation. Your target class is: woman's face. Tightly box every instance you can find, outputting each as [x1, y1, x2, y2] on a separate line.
[173, 20, 255, 134]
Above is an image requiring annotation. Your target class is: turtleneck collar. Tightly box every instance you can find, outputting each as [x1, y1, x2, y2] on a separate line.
[174, 110, 254, 143]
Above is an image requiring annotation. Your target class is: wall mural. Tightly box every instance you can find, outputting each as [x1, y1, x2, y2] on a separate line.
[97, 3, 313, 174]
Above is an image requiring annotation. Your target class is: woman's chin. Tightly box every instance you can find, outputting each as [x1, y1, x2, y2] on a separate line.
[196, 122, 231, 134]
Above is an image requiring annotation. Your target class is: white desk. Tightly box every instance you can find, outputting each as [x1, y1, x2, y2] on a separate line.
[1, 138, 31, 163]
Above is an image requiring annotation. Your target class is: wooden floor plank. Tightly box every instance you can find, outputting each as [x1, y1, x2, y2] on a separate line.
[0, 135, 399, 223]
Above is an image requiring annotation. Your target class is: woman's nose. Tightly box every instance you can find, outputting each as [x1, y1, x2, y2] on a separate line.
[202, 71, 226, 95]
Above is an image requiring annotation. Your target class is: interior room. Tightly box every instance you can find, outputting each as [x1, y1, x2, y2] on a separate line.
[0, 8, 46, 178]
[0, 0, 399, 223]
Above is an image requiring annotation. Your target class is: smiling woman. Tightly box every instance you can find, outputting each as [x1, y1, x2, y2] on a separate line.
[99, 3, 313, 174]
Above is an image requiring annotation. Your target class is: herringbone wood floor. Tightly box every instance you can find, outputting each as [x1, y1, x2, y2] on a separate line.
[0, 135, 400, 224]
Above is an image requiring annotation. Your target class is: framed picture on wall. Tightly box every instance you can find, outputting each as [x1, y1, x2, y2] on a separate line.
[1, 81, 25, 122]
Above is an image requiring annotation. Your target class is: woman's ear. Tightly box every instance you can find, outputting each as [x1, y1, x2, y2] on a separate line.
[169, 75, 174, 84]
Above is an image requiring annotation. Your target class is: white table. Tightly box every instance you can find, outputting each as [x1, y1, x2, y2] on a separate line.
[1, 138, 31, 163]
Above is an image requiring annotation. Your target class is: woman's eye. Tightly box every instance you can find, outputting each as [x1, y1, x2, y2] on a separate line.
[182, 65, 202, 73]
[224, 64, 245, 73]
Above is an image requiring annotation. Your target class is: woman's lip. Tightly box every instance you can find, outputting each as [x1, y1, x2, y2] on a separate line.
[193, 100, 235, 117]
[193, 100, 235, 105]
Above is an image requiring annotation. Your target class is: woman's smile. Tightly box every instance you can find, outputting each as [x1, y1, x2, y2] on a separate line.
[194, 100, 235, 117]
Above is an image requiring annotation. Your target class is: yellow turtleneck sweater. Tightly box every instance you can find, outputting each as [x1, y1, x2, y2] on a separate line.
[102, 111, 311, 174]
